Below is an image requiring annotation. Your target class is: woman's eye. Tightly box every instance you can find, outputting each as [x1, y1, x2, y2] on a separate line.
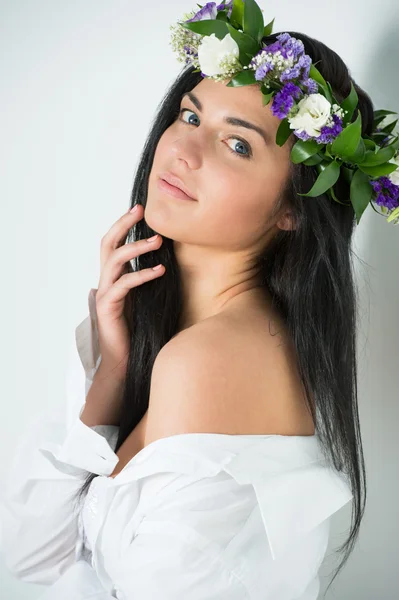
[179, 108, 199, 126]
[178, 108, 252, 160]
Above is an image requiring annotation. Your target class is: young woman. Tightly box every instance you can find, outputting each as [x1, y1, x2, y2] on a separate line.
[3, 2, 398, 598]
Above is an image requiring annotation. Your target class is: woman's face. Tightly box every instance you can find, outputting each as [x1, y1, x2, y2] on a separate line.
[145, 77, 295, 252]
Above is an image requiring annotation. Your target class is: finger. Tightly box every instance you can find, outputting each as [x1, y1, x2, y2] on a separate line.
[97, 266, 166, 312]
[100, 205, 144, 271]
[99, 234, 163, 292]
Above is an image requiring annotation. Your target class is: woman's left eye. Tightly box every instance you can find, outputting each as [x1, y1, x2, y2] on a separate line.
[178, 108, 252, 160]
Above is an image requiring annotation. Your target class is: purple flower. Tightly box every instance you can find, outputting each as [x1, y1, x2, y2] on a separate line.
[281, 54, 311, 83]
[254, 60, 274, 81]
[277, 33, 305, 60]
[264, 39, 290, 59]
[265, 33, 305, 61]
[280, 62, 301, 82]
[271, 82, 302, 119]
[316, 114, 343, 144]
[186, 1, 233, 22]
[294, 129, 313, 142]
[370, 176, 399, 210]
[216, 0, 233, 18]
[251, 32, 314, 94]
[302, 78, 318, 94]
[297, 54, 311, 80]
[186, 2, 218, 22]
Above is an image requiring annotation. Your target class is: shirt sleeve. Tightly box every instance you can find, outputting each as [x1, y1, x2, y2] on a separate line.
[0, 288, 120, 585]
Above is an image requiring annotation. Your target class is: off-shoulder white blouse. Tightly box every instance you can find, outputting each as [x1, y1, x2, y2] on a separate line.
[0, 288, 353, 599]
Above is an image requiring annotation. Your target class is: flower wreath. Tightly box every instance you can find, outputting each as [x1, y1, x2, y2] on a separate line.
[170, 0, 399, 226]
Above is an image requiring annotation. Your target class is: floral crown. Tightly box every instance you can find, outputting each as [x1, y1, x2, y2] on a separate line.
[169, 0, 399, 226]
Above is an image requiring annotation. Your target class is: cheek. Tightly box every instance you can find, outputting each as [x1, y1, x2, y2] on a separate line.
[206, 165, 281, 243]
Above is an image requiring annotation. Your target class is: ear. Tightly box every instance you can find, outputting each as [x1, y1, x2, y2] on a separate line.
[276, 210, 296, 232]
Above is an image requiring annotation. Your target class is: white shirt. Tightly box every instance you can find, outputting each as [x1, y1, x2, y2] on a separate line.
[0, 288, 353, 600]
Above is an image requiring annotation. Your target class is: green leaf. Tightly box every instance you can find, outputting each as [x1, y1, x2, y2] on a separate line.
[263, 18, 275, 37]
[262, 91, 273, 106]
[391, 136, 399, 151]
[381, 119, 398, 135]
[326, 81, 339, 106]
[345, 137, 366, 163]
[290, 139, 320, 164]
[340, 82, 358, 126]
[243, 0, 264, 44]
[216, 11, 229, 22]
[303, 154, 324, 166]
[373, 109, 397, 121]
[308, 64, 332, 103]
[363, 139, 377, 151]
[276, 118, 292, 147]
[374, 109, 397, 119]
[330, 185, 350, 206]
[297, 160, 341, 197]
[231, 0, 244, 28]
[373, 110, 398, 129]
[359, 145, 396, 167]
[342, 166, 354, 184]
[226, 68, 257, 87]
[309, 63, 327, 89]
[358, 162, 398, 177]
[226, 23, 260, 66]
[181, 19, 228, 39]
[350, 169, 373, 224]
[330, 111, 362, 158]
[387, 205, 399, 223]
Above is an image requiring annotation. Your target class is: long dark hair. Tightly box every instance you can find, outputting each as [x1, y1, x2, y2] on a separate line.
[73, 31, 371, 595]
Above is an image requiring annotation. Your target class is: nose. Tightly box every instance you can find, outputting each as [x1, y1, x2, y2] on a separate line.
[170, 131, 202, 170]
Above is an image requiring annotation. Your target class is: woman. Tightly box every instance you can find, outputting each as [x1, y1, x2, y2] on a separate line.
[2, 1, 398, 598]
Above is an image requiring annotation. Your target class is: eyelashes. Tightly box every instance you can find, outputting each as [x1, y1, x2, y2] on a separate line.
[177, 108, 253, 160]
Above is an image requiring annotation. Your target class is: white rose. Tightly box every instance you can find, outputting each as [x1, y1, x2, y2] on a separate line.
[197, 33, 239, 77]
[288, 93, 332, 138]
[388, 154, 399, 186]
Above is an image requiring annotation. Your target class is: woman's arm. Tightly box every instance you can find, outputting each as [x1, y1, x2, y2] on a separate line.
[80, 364, 125, 427]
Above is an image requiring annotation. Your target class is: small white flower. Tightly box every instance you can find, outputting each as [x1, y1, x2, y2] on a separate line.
[197, 33, 239, 77]
[388, 153, 399, 186]
[288, 93, 332, 138]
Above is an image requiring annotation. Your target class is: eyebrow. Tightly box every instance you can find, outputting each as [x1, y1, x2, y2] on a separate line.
[181, 91, 270, 146]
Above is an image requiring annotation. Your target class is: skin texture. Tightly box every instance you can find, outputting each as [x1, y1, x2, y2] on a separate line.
[108, 80, 315, 479]
[145, 77, 296, 331]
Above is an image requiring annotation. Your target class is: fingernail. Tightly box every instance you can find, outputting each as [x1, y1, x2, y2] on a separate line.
[130, 205, 139, 213]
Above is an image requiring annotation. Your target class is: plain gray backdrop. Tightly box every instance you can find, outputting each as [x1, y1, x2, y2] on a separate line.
[0, 1, 398, 598]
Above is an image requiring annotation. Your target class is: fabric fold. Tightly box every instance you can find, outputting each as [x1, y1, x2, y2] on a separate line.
[75, 287, 101, 390]
[38, 411, 120, 477]
[223, 435, 353, 561]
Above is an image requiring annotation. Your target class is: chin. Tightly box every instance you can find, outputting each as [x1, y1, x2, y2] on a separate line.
[143, 195, 176, 240]
[143, 189, 195, 241]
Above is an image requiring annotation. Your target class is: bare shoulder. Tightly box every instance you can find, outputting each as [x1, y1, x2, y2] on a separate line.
[144, 306, 315, 447]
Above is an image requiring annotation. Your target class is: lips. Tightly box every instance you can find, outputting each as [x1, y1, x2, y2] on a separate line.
[159, 172, 197, 201]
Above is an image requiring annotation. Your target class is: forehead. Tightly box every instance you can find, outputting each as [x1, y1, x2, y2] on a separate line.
[188, 77, 283, 135]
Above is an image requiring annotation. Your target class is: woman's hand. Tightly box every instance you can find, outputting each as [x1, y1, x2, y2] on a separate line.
[95, 204, 165, 381]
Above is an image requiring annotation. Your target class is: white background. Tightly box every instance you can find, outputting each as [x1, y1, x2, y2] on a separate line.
[0, 1, 398, 598]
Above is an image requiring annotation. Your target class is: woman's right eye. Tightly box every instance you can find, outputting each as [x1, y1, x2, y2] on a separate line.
[178, 108, 199, 126]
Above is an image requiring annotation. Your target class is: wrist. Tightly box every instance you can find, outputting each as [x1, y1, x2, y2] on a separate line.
[95, 360, 127, 386]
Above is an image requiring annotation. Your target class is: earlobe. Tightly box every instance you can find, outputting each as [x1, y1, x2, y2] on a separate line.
[277, 212, 296, 231]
